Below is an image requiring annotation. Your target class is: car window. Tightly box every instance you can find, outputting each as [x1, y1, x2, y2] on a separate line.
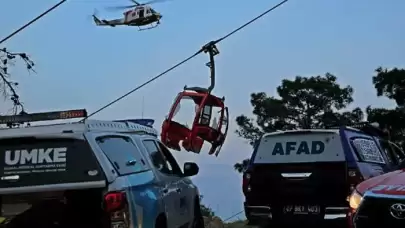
[389, 142, 405, 161]
[379, 140, 398, 165]
[96, 136, 147, 175]
[156, 141, 183, 176]
[143, 140, 174, 175]
[351, 138, 385, 164]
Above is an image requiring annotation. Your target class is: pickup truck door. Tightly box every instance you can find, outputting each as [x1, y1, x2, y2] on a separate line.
[154, 141, 195, 226]
[176, 178, 197, 225]
[141, 139, 183, 227]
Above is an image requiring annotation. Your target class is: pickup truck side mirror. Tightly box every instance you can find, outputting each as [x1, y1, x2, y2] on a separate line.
[183, 162, 199, 177]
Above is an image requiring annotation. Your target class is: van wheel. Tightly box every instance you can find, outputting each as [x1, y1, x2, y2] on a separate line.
[155, 214, 167, 228]
[192, 199, 204, 228]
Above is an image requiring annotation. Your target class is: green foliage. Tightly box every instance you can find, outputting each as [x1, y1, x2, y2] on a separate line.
[199, 195, 215, 218]
[373, 67, 405, 107]
[367, 67, 405, 149]
[234, 73, 363, 173]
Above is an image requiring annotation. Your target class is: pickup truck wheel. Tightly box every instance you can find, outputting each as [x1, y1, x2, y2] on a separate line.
[155, 213, 167, 228]
[192, 200, 204, 228]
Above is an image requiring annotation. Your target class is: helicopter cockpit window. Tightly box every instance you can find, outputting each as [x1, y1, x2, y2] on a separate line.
[139, 9, 145, 17]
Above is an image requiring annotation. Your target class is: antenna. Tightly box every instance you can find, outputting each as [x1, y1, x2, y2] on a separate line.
[141, 96, 145, 118]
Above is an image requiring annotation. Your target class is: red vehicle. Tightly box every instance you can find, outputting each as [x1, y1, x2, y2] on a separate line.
[349, 163, 405, 228]
[161, 42, 229, 156]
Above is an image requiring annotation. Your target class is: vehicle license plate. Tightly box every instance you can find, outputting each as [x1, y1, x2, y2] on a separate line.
[283, 205, 320, 215]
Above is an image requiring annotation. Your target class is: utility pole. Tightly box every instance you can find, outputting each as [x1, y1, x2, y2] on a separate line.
[141, 96, 145, 118]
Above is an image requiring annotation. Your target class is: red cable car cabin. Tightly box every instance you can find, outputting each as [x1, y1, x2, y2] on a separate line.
[161, 89, 229, 156]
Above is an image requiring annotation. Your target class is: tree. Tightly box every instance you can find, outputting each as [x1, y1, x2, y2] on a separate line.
[373, 67, 405, 108]
[234, 73, 363, 172]
[366, 67, 405, 148]
[0, 48, 35, 115]
[199, 195, 215, 217]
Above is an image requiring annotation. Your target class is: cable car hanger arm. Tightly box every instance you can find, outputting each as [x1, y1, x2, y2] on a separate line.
[184, 41, 219, 93]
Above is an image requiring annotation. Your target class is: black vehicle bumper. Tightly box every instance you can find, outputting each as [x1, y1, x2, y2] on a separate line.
[353, 193, 405, 228]
[244, 202, 348, 226]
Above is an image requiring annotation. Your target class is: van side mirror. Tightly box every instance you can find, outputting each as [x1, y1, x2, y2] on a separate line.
[183, 162, 199, 177]
[396, 159, 405, 170]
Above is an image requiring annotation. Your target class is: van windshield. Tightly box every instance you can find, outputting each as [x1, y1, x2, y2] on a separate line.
[0, 137, 104, 190]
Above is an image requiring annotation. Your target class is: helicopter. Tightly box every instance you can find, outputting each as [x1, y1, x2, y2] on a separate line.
[92, 0, 165, 31]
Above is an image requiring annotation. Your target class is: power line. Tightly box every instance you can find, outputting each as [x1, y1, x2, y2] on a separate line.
[216, 0, 288, 43]
[0, 0, 67, 45]
[84, 0, 289, 120]
[223, 210, 244, 222]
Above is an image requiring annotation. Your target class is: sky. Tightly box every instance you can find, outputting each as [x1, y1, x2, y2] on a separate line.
[1, 0, 405, 220]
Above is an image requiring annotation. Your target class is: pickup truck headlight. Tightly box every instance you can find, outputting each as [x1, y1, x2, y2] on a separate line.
[349, 190, 363, 211]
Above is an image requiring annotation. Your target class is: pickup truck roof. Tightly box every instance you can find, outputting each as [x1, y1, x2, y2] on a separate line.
[0, 109, 159, 194]
[0, 109, 158, 138]
[0, 119, 158, 138]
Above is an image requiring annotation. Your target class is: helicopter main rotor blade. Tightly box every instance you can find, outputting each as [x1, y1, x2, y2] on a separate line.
[129, 0, 141, 5]
[142, 0, 172, 5]
[105, 4, 136, 11]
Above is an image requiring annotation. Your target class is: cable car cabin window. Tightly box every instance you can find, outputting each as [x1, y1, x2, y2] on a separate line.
[96, 136, 147, 175]
[199, 106, 212, 125]
[132, 12, 136, 17]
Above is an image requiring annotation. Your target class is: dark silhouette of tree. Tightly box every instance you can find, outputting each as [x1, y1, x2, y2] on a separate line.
[234, 73, 363, 173]
[0, 48, 35, 115]
[367, 67, 405, 149]
[199, 195, 215, 217]
[373, 67, 405, 108]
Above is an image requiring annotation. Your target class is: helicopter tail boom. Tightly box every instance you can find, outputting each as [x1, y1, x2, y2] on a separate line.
[92, 15, 103, 25]
[93, 15, 126, 27]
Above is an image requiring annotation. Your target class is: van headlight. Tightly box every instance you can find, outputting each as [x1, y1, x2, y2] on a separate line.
[349, 190, 363, 211]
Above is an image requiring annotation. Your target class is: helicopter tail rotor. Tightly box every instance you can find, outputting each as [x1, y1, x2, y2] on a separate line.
[87, 8, 99, 23]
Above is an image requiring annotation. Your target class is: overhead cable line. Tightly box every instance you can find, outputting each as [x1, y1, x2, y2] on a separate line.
[84, 0, 289, 120]
[0, 0, 67, 45]
[222, 210, 244, 222]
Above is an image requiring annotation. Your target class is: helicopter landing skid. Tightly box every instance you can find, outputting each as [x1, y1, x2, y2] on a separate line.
[138, 22, 159, 31]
